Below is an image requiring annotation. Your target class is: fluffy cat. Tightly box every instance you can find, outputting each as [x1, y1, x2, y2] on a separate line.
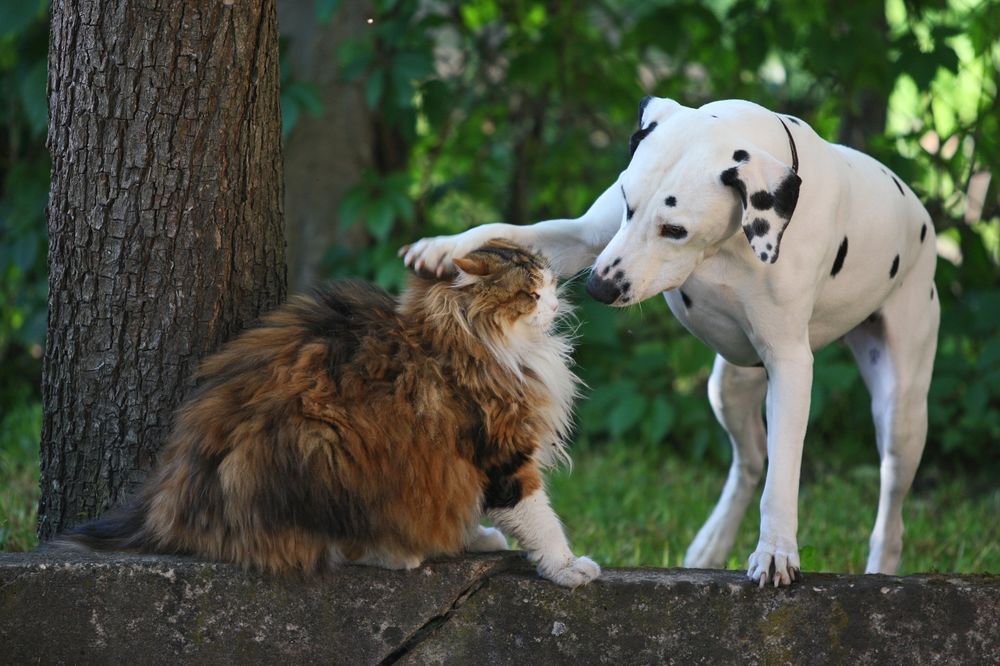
[59, 240, 600, 588]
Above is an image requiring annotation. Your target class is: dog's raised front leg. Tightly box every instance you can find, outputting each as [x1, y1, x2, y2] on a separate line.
[685, 355, 767, 568]
[401, 178, 624, 278]
[747, 346, 813, 587]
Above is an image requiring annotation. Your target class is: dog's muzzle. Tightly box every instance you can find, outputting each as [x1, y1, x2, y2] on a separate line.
[586, 273, 622, 304]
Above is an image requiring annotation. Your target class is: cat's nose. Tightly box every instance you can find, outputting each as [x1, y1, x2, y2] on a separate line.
[586, 272, 622, 304]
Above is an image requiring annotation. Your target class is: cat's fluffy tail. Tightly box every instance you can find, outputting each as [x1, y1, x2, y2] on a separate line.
[52, 497, 155, 553]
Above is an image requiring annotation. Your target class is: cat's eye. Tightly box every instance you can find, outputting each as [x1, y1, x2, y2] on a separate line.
[660, 223, 688, 240]
[531, 292, 541, 300]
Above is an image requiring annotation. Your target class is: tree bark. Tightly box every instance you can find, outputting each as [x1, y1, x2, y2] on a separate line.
[39, 0, 286, 539]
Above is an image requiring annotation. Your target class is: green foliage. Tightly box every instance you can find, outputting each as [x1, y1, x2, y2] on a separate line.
[0, 401, 41, 551]
[0, 0, 48, 412]
[316, 0, 1000, 468]
[1, 1, 998, 555]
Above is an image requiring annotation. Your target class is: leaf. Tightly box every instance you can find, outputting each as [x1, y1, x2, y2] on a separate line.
[365, 70, 385, 108]
[19, 60, 47, 138]
[644, 397, 676, 445]
[609, 394, 648, 439]
[365, 198, 395, 241]
[315, 0, 341, 23]
[0, 0, 44, 39]
[337, 188, 367, 230]
[280, 101, 300, 138]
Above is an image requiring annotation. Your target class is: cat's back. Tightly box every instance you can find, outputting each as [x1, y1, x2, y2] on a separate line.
[192, 279, 405, 399]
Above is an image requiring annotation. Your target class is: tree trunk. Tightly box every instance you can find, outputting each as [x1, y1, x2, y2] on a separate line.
[278, 0, 374, 290]
[39, 0, 286, 540]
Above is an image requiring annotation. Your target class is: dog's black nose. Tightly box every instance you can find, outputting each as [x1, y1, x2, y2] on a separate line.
[586, 273, 622, 304]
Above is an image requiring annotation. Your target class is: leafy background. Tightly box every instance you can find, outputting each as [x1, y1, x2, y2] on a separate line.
[1, 0, 998, 558]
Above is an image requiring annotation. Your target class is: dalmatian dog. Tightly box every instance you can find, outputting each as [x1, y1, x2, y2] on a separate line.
[401, 98, 939, 587]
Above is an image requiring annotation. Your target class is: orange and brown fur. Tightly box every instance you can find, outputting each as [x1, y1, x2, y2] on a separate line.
[61, 241, 600, 587]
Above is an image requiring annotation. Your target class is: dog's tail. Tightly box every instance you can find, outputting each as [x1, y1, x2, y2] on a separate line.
[52, 496, 156, 553]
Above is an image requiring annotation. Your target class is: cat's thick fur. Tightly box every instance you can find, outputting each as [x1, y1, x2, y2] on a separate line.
[60, 240, 600, 587]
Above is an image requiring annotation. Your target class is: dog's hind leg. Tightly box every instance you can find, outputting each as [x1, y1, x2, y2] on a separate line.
[844, 253, 939, 574]
[685, 355, 768, 568]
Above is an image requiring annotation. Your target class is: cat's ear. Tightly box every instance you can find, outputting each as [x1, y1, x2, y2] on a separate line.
[453, 253, 491, 276]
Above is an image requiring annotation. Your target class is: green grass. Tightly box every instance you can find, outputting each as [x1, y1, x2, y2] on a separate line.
[2, 404, 998, 574]
[0, 401, 41, 552]
[549, 444, 1000, 575]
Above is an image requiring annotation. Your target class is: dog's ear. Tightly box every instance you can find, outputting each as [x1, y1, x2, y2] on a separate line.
[630, 97, 681, 158]
[720, 149, 801, 264]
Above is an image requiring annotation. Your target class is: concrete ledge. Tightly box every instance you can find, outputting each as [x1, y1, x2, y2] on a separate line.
[2, 551, 998, 665]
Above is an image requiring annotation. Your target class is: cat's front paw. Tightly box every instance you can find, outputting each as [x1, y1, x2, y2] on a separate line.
[539, 556, 601, 588]
[466, 526, 509, 552]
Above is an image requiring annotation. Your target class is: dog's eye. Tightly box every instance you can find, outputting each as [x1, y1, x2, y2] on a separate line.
[660, 224, 688, 240]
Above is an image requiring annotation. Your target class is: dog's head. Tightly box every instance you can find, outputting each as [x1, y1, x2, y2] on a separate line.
[586, 96, 802, 306]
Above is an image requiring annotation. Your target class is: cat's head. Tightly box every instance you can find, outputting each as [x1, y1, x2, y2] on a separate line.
[451, 240, 562, 333]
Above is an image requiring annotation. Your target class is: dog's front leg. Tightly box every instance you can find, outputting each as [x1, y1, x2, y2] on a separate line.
[747, 347, 813, 587]
[400, 179, 624, 278]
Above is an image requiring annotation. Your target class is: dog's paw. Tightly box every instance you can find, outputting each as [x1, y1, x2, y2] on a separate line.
[466, 526, 509, 552]
[400, 235, 462, 278]
[539, 556, 602, 588]
[747, 542, 801, 588]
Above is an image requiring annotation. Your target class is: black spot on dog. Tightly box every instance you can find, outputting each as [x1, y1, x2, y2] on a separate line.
[664, 195, 677, 207]
[760, 252, 769, 261]
[786, 116, 801, 125]
[629, 121, 658, 158]
[710, 114, 718, 118]
[766, 243, 773, 250]
[751, 190, 774, 210]
[681, 290, 692, 308]
[733, 149, 749, 162]
[601, 266, 610, 276]
[892, 176, 904, 196]
[920, 224, 927, 242]
[721, 167, 747, 208]
[930, 286, 935, 300]
[622, 281, 631, 293]
[890, 254, 900, 278]
[621, 185, 634, 220]
[831, 237, 848, 277]
[750, 217, 770, 237]
[614, 270, 624, 280]
[769, 220, 791, 263]
[612, 257, 622, 267]
[660, 224, 688, 239]
[773, 174, 801, 219]
[743, 225, 754, 242]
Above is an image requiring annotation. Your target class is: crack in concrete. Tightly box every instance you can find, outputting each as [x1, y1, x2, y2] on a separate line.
[379, 557, 518, 665]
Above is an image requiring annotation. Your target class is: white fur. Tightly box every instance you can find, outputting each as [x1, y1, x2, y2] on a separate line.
[464, 524, 509, 552]
[405, 98, 940, 587]
[459, 267, 581, 469]
[488, 488, 600, 588]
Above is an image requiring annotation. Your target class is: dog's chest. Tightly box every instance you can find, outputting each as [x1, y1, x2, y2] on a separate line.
[663, 282, 761, 366]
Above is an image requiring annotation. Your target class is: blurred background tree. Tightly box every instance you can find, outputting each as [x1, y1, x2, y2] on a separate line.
[1, 0, 997, 554]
